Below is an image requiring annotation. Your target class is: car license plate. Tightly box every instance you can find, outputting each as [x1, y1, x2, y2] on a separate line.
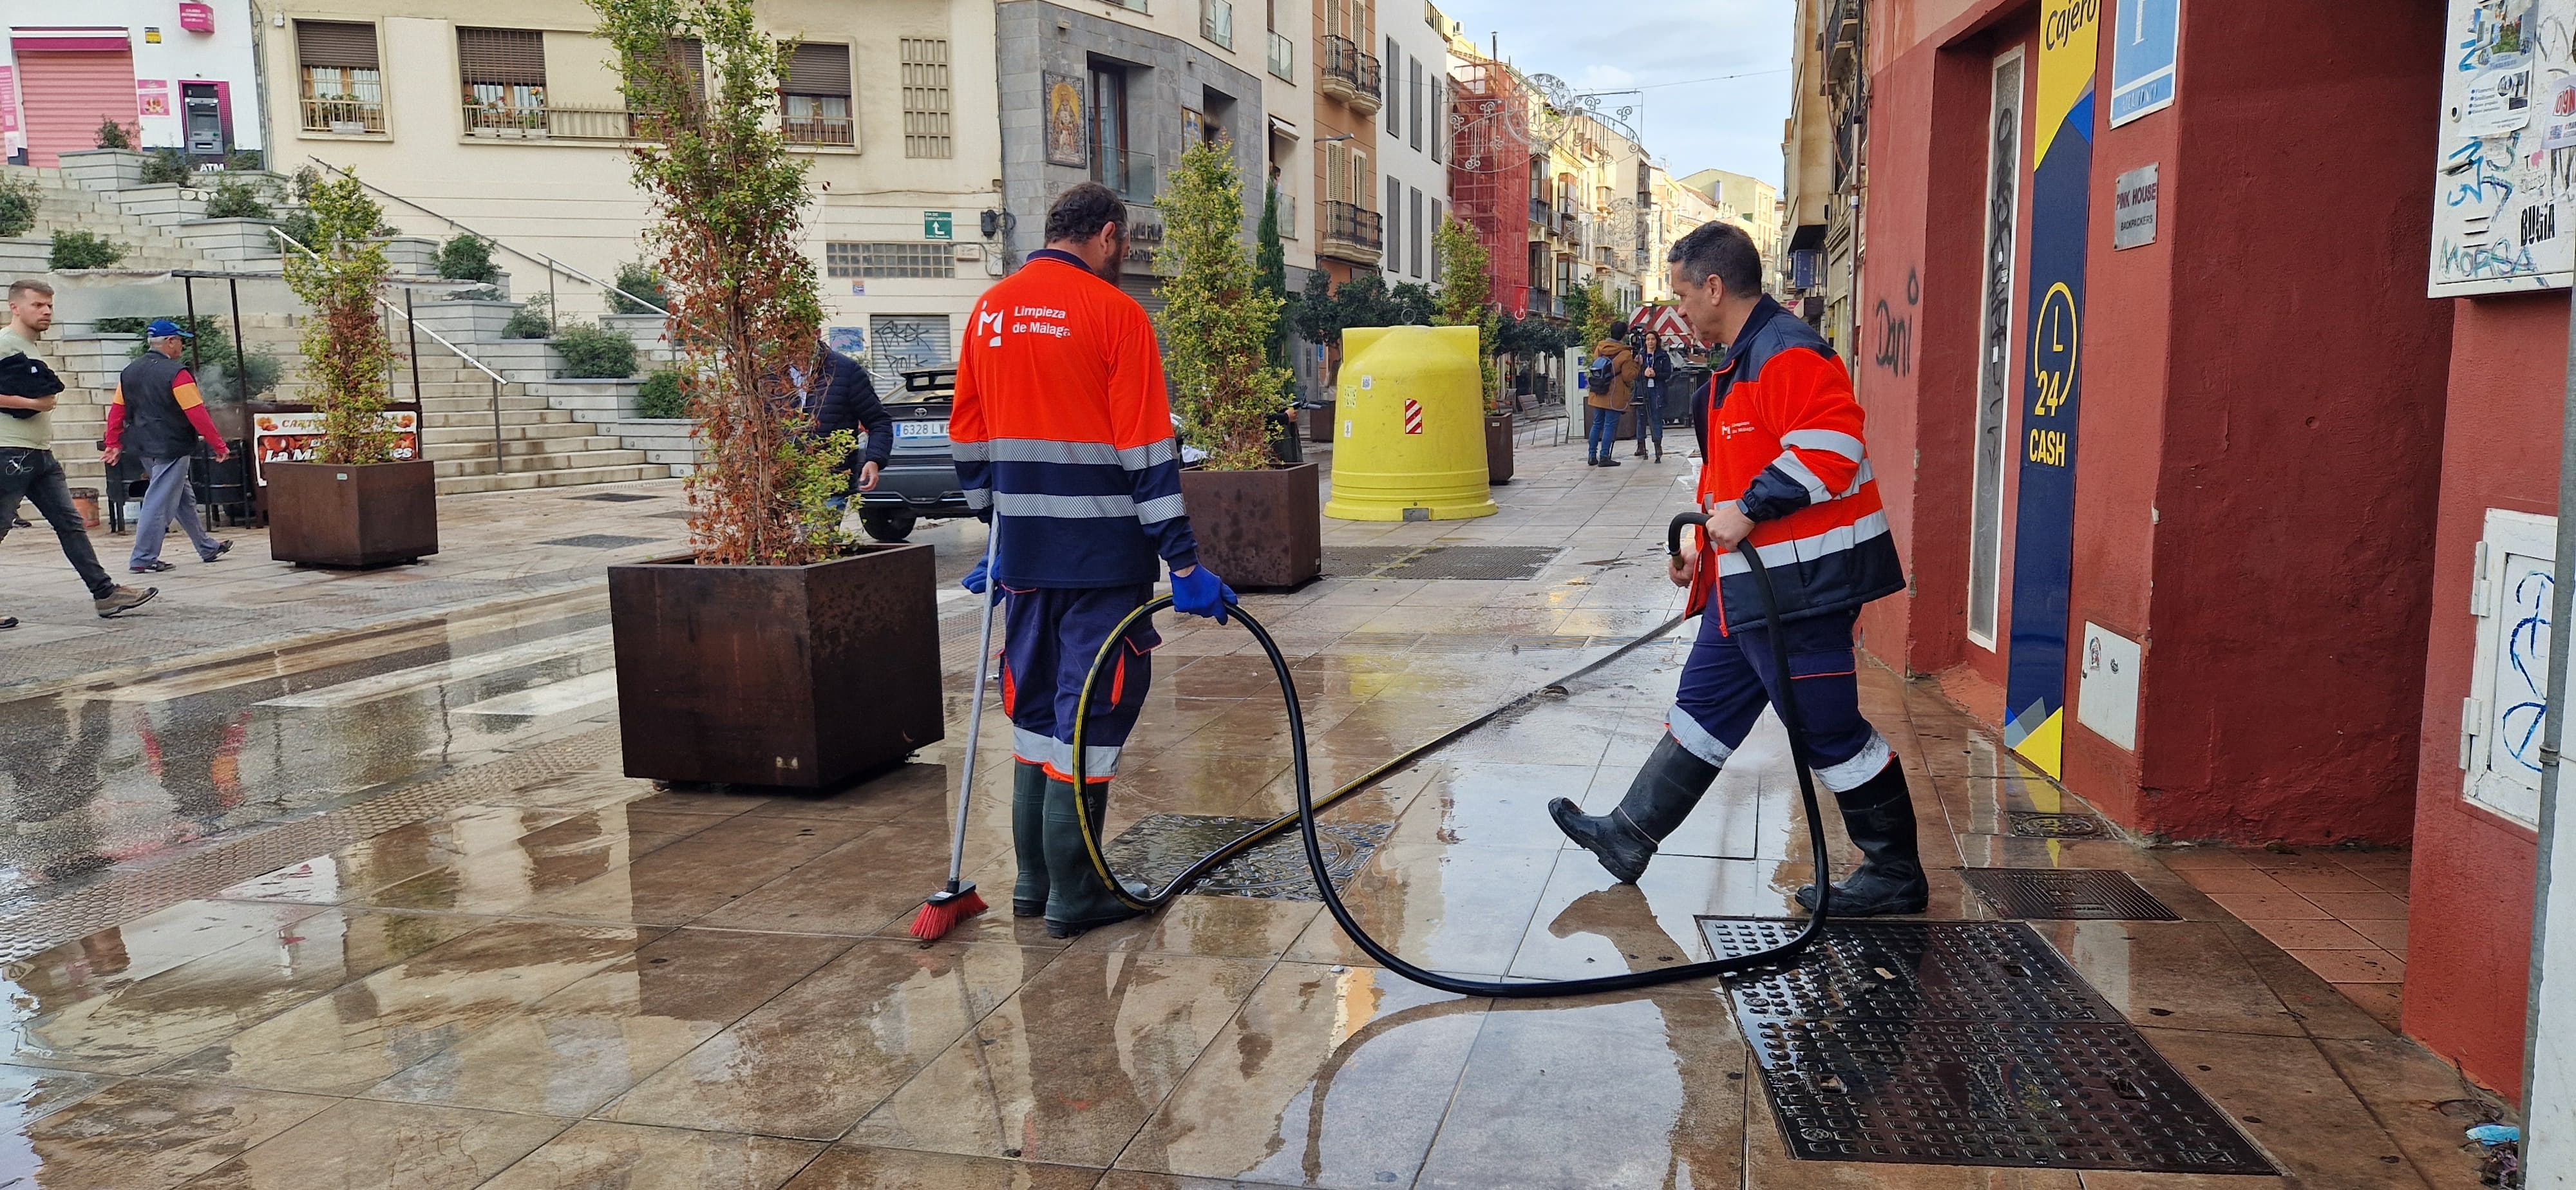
[895, 420, 947, 439]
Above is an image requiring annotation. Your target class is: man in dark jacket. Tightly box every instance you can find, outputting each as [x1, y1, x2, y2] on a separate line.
[102, 320, 229, 574]
[805, 341, 891, 502]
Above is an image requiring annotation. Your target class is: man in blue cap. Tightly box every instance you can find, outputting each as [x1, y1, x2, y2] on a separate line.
[103, 319, 231, 574]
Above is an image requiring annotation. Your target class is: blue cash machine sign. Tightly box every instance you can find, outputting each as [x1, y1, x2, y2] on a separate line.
[2003, 0, 2101, 778]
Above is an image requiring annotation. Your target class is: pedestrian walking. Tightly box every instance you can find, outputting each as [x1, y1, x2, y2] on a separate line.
[1551, 221, 1928, 918]
[804, 338, 891, 509]
[1584, 331, 1639, 467]
[950, 181, 1236, 938]
[0, 279, 157, 623]
[1634, 330, 1674, 462]
[104, 319, 231, 574]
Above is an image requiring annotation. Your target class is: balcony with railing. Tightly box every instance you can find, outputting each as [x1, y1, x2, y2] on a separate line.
[1319, 199, 1382, 265]
[1094, 149, 1156, 203]
[459, 100, 653, 142]
[464, 100, 550, 138]
[783, 113, 855, 146]
[1200, 0, 1234, 49]
[301, 97, 385, 135]
[1320, 36, 1382, 114]
[1268, 30, 1294, 81]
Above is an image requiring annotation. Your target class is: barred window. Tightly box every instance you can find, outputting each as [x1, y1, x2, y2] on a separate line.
[900, 39, 952, 159]
[826, 241, 954, 279]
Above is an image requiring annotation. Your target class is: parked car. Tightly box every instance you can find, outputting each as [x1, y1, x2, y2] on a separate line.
[856, 366, 971, 542]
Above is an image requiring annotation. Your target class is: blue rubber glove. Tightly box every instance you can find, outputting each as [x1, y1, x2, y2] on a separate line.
[961, 558, 1000, 604]
[1170, 565, 1236, 625]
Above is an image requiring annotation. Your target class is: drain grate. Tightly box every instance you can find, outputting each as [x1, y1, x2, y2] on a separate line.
[1701, 918, 2272, 1175]
[569, 493, 661, 503]
[2009, 811, 2107, 839]
[1104, 813, 1390, 902]
[1322, 545, 1564, 581]
[1961, 868, 2181, 921]
[539, 534, 661, 549]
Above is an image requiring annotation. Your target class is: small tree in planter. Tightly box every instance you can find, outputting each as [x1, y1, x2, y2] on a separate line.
[270, 169, 435, 566]
[1158, 138, 1316, 587]
[589, 0, 936, 788]
[1434, 215, 1512, 482]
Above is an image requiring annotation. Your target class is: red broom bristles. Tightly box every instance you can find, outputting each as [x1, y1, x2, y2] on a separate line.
[909, 887, 988, 941]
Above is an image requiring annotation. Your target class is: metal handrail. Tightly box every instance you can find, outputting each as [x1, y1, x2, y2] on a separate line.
[270, 225, 514, 475]
[305, 158, 669, 317]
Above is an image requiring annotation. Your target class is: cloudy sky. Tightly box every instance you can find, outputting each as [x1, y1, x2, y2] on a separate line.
[1432, 0, 1794, 186]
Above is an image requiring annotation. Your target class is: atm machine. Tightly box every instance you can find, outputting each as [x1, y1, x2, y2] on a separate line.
[182, 82, 228, 164]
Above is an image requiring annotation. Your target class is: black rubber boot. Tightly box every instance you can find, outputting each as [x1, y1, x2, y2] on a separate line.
[1549, 735, 1721, 883]
[1042, 775, 1143, 937]
[1010, 760, 1048, 917]
[1795, 760, 1931, 916]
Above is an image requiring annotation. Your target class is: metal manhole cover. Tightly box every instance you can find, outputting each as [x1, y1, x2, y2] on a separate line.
[539, 534, 661, 549]
[1700, 918, 2272, 1175]
[1104, 813, 1390, 902]
[570, 493, 660, 502]
[1321, 546, 1418, 577]
[2009, 811, 2107, 839]
[1960, 869, 2180, 921]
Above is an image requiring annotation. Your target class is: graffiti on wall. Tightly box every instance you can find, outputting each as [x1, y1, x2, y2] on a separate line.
[2429, 0, 2576, 295]
[1871, 268, 1918, 376]
[2501, 562, 2552, 775]
[1969, 48, 2025, 648]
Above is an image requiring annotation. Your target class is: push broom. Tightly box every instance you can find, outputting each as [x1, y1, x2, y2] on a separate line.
[911, 517, 1000, 940]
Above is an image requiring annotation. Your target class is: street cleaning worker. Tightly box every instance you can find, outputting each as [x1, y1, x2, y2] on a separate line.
[1549, 220, 1928, 916]
[951, 181, 1235, 938]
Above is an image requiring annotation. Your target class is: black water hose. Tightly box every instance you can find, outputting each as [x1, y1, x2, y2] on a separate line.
[1065, 511, 1830, 996]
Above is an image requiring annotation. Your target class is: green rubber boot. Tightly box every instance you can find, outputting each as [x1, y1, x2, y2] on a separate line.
[1010, 760, 1049, 918]
[1042, 775, 1143, 938]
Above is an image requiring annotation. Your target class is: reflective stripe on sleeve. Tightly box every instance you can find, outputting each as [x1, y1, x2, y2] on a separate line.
[1781, 428, 1864, 461]
[1135, 493, 1187, 524]
[963, 487, 993, 510]
[1772, 451, 1832, 504]
[1714, 510, 1892, 576]
[950, 440, 992, 462]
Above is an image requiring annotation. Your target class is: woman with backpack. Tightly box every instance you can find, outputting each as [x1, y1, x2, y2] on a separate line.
[1584, 332, 1639, 467]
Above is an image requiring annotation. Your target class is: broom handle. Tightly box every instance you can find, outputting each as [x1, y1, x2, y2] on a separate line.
[947, 516, 1001, 885]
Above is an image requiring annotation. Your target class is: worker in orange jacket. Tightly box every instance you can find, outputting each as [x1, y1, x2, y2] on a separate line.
[951, 182, 1235, 937]
[1551, 220, 1928, 916]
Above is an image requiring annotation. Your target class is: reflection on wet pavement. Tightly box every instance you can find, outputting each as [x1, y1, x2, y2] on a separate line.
[0, 453, 2492, 1188]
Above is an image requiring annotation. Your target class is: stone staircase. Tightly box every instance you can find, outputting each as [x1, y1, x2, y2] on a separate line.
[408, 355, 663, 496]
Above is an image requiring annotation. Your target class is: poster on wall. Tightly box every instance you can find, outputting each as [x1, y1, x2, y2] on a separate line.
[2002, 0, 2103, 779]
[135, 80, 171, 120]
[2429, 0, 2575, 296]
[1044, 73, 1087, 167]
[251, 411, 419, 482]
[2107, 0, 2177, 126]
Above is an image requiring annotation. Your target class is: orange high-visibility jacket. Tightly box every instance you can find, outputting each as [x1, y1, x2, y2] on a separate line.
[1689, 296, 1904, 630]
[951, 250, 1198, 588]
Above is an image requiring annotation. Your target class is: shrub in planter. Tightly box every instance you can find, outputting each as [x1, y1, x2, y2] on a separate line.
[607, 259, 669, 314]
[434, 233, 498, 283]
[273, 168, 435, 567]
[228, 149, 265, 172]
[48, 231, 125, 270]
[637, 369, 688, 418]
[553, 320, 638, 378]
[94, 118, 133, 149]
[202, 177, 275, 221]
[1160, 138, 1317, 587]
[140, 147, 191, 185]
[501, 295, 554, 339]
[0, 175, 36, 239]
[591, 0, 931, 787]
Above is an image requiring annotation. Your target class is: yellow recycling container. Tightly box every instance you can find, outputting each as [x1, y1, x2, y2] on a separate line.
[1323, 325, 1497, 522]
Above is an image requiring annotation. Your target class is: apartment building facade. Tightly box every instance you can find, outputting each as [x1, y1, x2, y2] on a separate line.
[5, 0, 263, 167]
[1311, 0, 1379, 283]
[1677, 167, 1781, 292]
[1374, 1, 1448, 290]
[256, 0, 997, 385]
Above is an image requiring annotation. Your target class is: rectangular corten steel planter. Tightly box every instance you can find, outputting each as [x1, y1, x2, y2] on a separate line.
[1178, 462, 1321, 589]
[1485, 413, 1515, 485]
[609, 543, 944, 788]
[265, 460, 439, 567]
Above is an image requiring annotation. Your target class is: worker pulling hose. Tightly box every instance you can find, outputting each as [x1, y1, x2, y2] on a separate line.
[1062, 511, 1833, 996]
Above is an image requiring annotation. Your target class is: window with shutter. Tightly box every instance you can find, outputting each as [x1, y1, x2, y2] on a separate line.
[1410, 185, 1423, 276]
[1409, 57, 1423, 149]
[1325, 0, 1343, 41]
[459, 28, 547, 135]
[901, 39, 951, 158]
[1386, 175, 1401, 266]
[782, 43, 852, 146]
[296, 21, 383, 133]
[1325, 140, 1347, 203]
[1352, 149, 1369, 208]
[1428, 197, 1442, 281]
[1384, 36, 1399, 128]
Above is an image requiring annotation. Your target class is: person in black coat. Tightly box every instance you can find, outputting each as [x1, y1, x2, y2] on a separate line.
[804, 342, 893, 497]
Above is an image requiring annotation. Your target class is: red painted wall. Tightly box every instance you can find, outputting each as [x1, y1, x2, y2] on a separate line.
[2129, 0, 2450, 844]
[1855, 0, 2449, 845]
[2405, 293, 2561, 1099]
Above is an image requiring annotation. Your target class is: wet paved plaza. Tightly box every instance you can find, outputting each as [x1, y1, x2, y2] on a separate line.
[0, 435, 2500, 1187]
